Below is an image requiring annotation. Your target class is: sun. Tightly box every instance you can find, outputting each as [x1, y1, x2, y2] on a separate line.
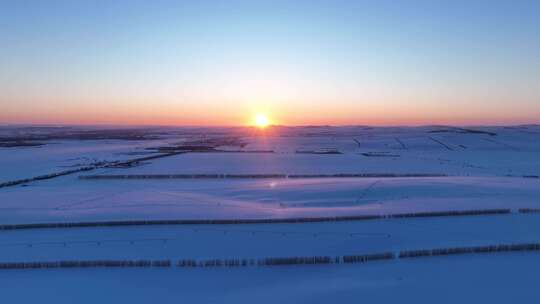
[254, 113, 270, 128]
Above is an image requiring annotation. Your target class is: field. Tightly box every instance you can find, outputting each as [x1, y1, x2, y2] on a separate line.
[0, 125, 539, 303]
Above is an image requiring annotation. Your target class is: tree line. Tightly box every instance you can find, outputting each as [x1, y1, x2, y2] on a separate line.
[0, 208, 515, 232]
[2, 242, 538, 270]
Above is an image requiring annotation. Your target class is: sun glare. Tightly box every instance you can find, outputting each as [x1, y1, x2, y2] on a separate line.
[254, 114, 270, 128]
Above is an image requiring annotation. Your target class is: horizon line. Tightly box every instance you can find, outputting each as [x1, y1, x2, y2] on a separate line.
[1, 122, 539, 129]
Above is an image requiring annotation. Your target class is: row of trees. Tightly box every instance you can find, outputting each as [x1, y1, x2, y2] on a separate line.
[399, 249, 433, 258]
[400, 243, 540, 258]
[343, 252, 395, 263]
[178, 256, 336, 267]
[0, 166, 94, 188]
[2, 243, 539, 270]
[178, 259, 253, 267]
[0, 149, 186, 188]
[519, 208, 540, 214]
[81, 174, 289, 179]
[0, 260, 171, 269]
[389, 208, 510, 219]
[259, 256, 333, 266]
[80, 173, 448, 180]
[0, 208, 516, 232]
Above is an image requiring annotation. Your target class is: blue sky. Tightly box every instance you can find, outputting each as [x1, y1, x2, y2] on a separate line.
[1, 0, 539, 125]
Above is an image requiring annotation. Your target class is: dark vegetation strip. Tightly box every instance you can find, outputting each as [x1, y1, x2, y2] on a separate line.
[428, 127, 497, 136]
[386, 208, 510, 218]
[79, 173, 448, 180]
[0, 152, 185, 189]
[0, 129, 159, 142]
[0, 208, 511, 232]
[394, 137, 407, 150]
[0, 167, 96, 188]
[519, 208, 540, 214]
[342, 252, 395, 263]
[482, 138, 520, 152]
[152, 147, 275, 154]
[428, 136, 454, 151]
[398, 243, 540, 259]
[0, 141, 44, 148]
[0, 260, 171, 269]
[295, 150, 343, 155]
[2, 242, 539, 270]
[257, 256, 334, 266]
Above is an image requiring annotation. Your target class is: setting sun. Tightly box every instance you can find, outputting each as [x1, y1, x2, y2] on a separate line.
[254, 114, 270, 128]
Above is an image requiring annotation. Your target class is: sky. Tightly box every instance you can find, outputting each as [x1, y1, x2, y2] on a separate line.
[1, 0, 539, 126]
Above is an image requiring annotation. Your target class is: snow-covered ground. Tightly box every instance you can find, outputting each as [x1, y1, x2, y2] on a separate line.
[0, 125, 539, 303]
[0, 176, 539, 224]
[2, 254, 539, 304]
[0, 139, 166, 183]
[0, 213, 537, 261]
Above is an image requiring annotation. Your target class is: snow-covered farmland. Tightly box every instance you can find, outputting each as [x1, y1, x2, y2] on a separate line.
[0, 125, 539, 303]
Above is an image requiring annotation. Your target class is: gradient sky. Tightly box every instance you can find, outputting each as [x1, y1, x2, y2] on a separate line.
[1, 0, 539, 126]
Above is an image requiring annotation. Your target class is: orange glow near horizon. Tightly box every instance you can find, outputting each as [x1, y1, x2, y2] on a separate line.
[2, 2, 540, 128]
[2, 107, 538, 127]
[1, 97, 538, 127]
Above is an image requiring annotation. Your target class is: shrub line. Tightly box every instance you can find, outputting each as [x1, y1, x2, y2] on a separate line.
[1, 242, 539, 270]
[399, 243, 540, 259]
[0, 152, 186, 188]
[79, 173, 448, 180]
[0, 209, 512, 232]
[0, 260, 171, 269]
[519, 208, 540, 214]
